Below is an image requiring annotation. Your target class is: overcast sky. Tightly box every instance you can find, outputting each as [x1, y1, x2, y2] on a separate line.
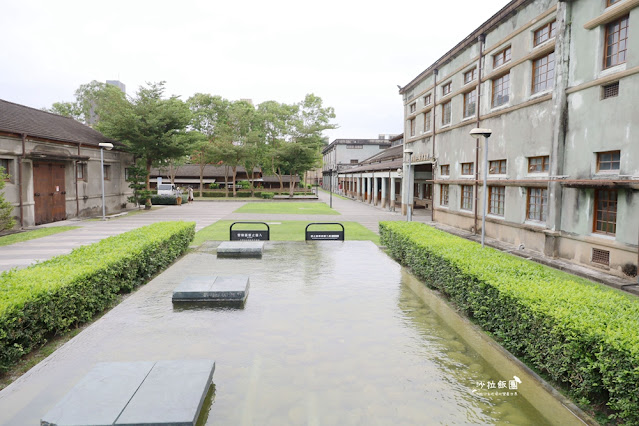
[1, 0, 511, 141]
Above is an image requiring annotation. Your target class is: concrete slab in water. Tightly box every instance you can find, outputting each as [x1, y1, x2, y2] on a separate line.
[172, 275, 250, 303]
[41, 361, 155, 426]
[216, 241, 264, 258]
[115, 359, 215, 426]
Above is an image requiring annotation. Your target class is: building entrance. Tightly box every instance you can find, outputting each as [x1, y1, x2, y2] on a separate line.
[34, 162, 66, 225]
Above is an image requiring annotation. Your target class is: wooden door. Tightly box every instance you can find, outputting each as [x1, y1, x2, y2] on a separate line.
[33, 162, 67, 225]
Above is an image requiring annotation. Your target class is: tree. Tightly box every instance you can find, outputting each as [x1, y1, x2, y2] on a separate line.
[0, 166, 15, 231]
[189, 132, 218, 197]
[96, 82, 192, 206]
[125, 163, 152, 208]
[46, 81, 126, 126]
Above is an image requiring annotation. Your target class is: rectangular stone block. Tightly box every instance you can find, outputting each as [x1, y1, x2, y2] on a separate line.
[115, 359, 215, 426]
[41, 361, 155, 426]
[216, 241, 264, 258]
[172, 275, 250, 303]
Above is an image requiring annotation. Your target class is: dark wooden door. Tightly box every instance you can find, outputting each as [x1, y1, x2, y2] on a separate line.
[33, 162, 66, 225]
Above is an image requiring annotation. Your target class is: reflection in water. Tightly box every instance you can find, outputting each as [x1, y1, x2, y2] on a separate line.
[0, 242, 580, 425]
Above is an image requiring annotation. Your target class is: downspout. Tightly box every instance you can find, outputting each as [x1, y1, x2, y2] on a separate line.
[19, 134, 26, 228]
[76, 143, 81, 217]
[432, 68, 438, 223]
[474, 34, 485, 235]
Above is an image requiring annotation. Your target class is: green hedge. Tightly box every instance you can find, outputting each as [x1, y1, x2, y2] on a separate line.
[0, 221, 195, 372]
[151, 195, 177, 205]
[380, 221, 639, 423]
[261, 192, 274, 199]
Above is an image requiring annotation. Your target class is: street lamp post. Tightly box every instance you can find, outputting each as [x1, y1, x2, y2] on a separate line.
[404, 148, 414, 221]
[99, 142, 114, 221]
[329, 168, 333, 209]
[470, 128, 493, 247]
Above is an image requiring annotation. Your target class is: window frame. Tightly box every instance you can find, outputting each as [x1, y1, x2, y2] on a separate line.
[489, 159, 507, 175]
[409, 118, 416, 137]
[533, 20, 557, 47]
[423, 110, 432, 132]
[528, 156, 550, 173]
[492, 73, 510, 107]
[603, 15, 629, 69]
[441, 101, 451, 125]
[596, 150, 620, 172]
[593, 189, 618, 235]
[103, 164, 111, 181]
[463, 90, 477, 118]
[488, 186, 505, 216]
[526, 187, 548, 222]
[532, 51, 556, 94]
[0, 159, 12, 181]
[77, 163, 87, 181]
[493, 46, 512, 69]
[463, 68, 477, 84]
[409, 102, 416, 113]
[440, 184, 449, 206]
[460, 185, 473, 211]
[461, 162, 474, 176]
[606, 0, 622, 7]
[440, 164, 450, 176]
[442, 82, 452, 96]
[424, 94, 432, 106]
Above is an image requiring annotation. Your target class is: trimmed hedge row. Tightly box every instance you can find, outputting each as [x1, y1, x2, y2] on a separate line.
[151, 194, 179, 205]
[0, 221, 195, 372]
[380, 221, 639, 423]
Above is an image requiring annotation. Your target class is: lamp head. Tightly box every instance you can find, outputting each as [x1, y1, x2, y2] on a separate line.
[469, 128, 492, 139]
[99, 142, 114, 151]
[404, 148, 414, 156]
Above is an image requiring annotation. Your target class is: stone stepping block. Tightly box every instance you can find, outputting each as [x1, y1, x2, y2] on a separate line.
[41, 359, 215, 426]
[216, 241, 264, 258]
[172, 275, 250, 304]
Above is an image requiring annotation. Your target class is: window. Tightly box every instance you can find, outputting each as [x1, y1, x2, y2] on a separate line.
[493, 46, 511, 68]
[77, 163, 87, 180]
[347, 144, 363, 149]
[461, 185, 473, 210]
[462, 162, 474, 175]
[534, 20, 557, 46]
[125, 167, 132, 181]
[440, 164, 450, 176]
[602, 81, 619, 98]
[464, 68, 477, 84]
[442, 82, 452, 96]
[463, 90, 476, 118]
[424, 110, 432, 132]
[103, 164, 111, 180]
[597, 150, 620, 171]
[440, 184, 449, 206]
[526, 187, 548, 221]
[528, 156, 549, 172]
[409, 103, 416, 113]
[489, 186, 505, 216]
[424, 94, 432, 105]
[594, 189, 617, 235]
[409, 118, 416, 136]
[604, 15, 628, 69]
[492, 74, 510, 107]
[532, 51, 555, 93]
[607, 0, 621, 6]
[489, 159, 507, 174]
[0, 159, 11, 180]
[350, 159, 359, 164]
[442, 101, 451, 125]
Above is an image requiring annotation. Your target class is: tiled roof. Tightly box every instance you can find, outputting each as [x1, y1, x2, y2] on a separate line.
[0, 99, 121, 147]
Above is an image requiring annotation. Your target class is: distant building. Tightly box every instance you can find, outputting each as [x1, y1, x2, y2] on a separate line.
[321, 138, 392, 190]
[106, 80, 126, 94]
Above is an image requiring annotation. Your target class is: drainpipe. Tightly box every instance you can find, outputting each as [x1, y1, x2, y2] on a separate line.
[474, 35, 485, 235]
[432, 68, 438, 223]
[76, 143, 81, 217]
[19, 133, 26, 228]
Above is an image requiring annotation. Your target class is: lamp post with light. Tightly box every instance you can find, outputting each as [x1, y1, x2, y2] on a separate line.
[404, 148, 414, 221]
[99, 142, 114, 221]
[469, 128, 492, 247]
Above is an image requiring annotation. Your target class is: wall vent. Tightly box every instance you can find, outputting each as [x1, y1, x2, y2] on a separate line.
[602, 82, 619, 99]
[592, 248, 610, 266]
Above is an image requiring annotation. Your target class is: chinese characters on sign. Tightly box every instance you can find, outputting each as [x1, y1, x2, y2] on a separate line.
[472, 376, 521, 397]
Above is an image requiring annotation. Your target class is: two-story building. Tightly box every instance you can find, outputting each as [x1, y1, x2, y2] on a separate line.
[399, 0, 638, 279]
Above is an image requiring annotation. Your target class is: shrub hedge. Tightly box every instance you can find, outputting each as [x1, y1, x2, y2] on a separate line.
[0, 221, 195, 372]
[261, 192, 275, 199]
[151, 194, 177, 205]
[379, 221, 639, 423]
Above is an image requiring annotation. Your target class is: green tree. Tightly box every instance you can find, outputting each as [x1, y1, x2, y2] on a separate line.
[0, 166, 15, 230]
[125, 163, 152, 208]
[46, 81, 127, 126]
[96, 82, 192, 206]
[189, 132, 218, 197]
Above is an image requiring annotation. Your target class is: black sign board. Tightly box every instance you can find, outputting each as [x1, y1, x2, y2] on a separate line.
[229, 222, 270, 241]
[305, 223, 345, 241]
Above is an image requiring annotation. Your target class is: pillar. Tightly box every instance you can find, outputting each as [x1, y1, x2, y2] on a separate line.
[381, 177, 387, 208]
[390, 177, 396, 210]
[373, 176, 379, 206]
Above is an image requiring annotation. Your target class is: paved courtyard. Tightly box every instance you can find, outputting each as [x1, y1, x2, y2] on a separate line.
[0, 192, 427, 272]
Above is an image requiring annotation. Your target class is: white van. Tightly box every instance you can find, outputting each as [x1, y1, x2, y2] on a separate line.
[157, 183, 177, 196]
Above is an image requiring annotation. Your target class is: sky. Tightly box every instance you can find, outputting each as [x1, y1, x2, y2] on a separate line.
[0, 0, 511, 142]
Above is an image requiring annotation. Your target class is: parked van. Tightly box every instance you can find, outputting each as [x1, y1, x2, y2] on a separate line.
[157, 183, 177, 195]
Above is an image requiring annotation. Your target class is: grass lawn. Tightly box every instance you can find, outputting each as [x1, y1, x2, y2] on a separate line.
[233, 202, 339, 215]
[192, 220, 379, 245]
[0, 226, 79, 247]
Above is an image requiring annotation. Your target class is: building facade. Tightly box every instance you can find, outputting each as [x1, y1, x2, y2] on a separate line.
[321, 137, 392, 191]
[0, 99, 134, 227]
[399, 0, 638, 279]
